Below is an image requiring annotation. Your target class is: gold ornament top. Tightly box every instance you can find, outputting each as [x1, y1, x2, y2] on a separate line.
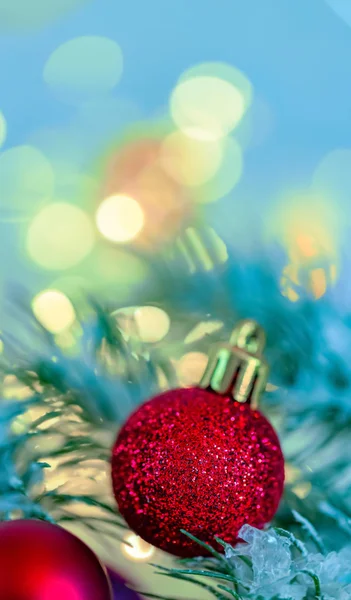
[200, 319, 269, 409]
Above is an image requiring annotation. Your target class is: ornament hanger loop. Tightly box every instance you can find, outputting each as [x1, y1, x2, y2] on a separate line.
[230, 319, 266, 356]
[200, 318, 269, 408]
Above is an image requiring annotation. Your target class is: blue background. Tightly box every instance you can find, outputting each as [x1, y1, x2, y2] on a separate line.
[1, 0, 351, 310]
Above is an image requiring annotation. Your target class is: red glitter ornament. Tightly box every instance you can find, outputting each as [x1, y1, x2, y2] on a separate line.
[112, 320, 285, 557]
[0, 519, 112, 600]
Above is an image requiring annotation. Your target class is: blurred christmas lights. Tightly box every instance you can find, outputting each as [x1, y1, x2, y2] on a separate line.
[170, 62, 252, 141]
[134, 306, 170, 343]
[113, 306, 170, 344]
[27, 202, 95, 270]
[100, 135, 192, 250]
[0, 145, 54, 221]
[268, 193, 339, 301]
[170, 76, 245, 141]
[96, 194, 144, 243]
[43, 36, 123, 105]
[0, 0, 92, 30]
[176, 226, 228, 273]
[86, 246, 150, 303]
[280, 262, 337, 302]
[184, 320, 224, 344]
[32, 289, 76, 333]
[193, 135, 243, 204]
[160, 130, 223, 187]
[177, 352, 208, 386]
[121, 534, 155, 561]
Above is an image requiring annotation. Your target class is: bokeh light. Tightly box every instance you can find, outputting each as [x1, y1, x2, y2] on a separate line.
[170, 62, 252, 142]
[91, 248, 148, 285]
[184, 320, 223, 344]
[275, 194, 338, 262]
[235, 96, 275, 150]
[193, 136, 243, 204]
[0, 0, 90, 30]
[280, 262, 337, 302]
[43, 36, 123, 105]
[160, 130, 223, 186]
[134, 306, 170, 343]
[27, 202, 95, 270]
[28, 126, 89, 174]
[101, 135, 192, 250]
[179, 62, 252, 104]
[50, 276, 89, 312]
[0, 145, 54, 221]
[29, 97, 141, 175]
[96, 194, 144, 243]
[0, 111, 6, 148]
[292, 481, 312, 499]
[177, 352, 208, 386]
[280, 264, 300, 303]
[176, 226, 228, 273]
[121, 533, 155, 561]
[4, 376, 33, 406]
[85, 247, 150, 304]
[53, 166, 99, 211]
[171, 76, 244, 141]
[269, 193, 339, 301]
[32, 289, 76, 333]
[112, 306, 170, 343]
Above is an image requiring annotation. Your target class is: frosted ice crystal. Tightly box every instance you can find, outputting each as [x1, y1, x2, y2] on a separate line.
[225, 525, 351, 599]
[304, 548, 351, 600]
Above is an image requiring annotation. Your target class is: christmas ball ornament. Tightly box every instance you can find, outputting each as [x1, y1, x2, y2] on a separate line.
[0, 519, 112, 600]
[106, 567, 141, 600]
[112, 320, 285, 557]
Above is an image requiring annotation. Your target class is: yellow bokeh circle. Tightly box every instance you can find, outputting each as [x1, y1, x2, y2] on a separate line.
[43, 36, 123, 105]
[96, 194, 144, 243]
[0, 145, 54, 219]
[134, 306, 170, 343]
[32, 289, 76, 333]
[121, 533, 155, 561]
[194, 136, 243, 204]
[171, 76, 245, 141]
[179, 62, 252, 103]
[160, 130, 223, 187]
[170, 62, 252, 142]
[177, 352, 208, 386]
[27, 202, 95, 270]
[267, 193, 339, 264]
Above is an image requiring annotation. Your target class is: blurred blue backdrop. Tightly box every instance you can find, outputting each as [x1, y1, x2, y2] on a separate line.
[1, 0, 351, 319]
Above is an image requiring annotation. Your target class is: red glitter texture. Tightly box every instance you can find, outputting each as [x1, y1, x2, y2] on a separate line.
[112, 387, 285, 557]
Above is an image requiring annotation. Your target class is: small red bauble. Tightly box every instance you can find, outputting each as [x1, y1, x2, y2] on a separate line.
[106, 567, 141, 600]
[0, 520, 112, 600]
[112, 321, 285, 557]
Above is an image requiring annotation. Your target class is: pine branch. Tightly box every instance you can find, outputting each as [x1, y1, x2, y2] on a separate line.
[162, 521, 351, 599]
[1, 295, 351, 599]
